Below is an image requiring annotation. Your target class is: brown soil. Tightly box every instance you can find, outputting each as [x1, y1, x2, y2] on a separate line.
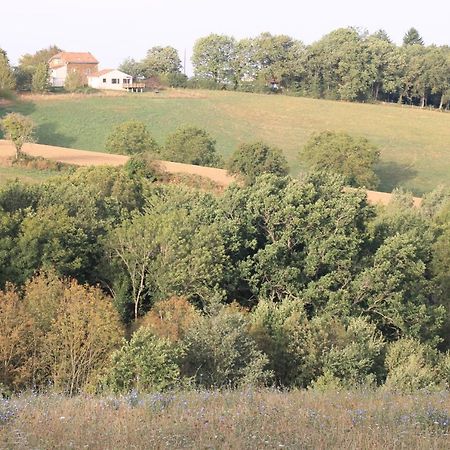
[0, 140, 422, 206]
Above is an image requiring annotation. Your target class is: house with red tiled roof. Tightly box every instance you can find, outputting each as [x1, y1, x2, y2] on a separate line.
[48, 52, 99, 87]
[87, 69, 133, 90]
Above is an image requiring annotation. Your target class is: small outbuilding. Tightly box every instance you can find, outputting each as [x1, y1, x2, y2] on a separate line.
[87, 69, 133, 90]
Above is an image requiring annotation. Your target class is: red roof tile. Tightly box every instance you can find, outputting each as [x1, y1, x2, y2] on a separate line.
[49, 52, 98, 64]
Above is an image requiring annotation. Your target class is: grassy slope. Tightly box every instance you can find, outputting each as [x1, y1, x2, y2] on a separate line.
[0, 166, 59, 185]
[1, 90, 449, 194]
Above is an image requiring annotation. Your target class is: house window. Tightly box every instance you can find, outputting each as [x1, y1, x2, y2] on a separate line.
[112, 79, 117, 84]
[103, 78, 107, 83]
[123, 78, 130, 84]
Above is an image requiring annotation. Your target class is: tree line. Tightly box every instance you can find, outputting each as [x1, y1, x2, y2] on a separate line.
[1, 27, 449, 108]
[189, 28, 450, 108]
[0, 154, 449, 395]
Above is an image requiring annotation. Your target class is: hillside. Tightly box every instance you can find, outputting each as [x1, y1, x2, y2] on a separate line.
[0, 139, 422, 207]
[1, 90, 449, 194]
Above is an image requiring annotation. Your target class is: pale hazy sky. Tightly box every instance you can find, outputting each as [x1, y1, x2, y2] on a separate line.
[1, 0, 449, 74]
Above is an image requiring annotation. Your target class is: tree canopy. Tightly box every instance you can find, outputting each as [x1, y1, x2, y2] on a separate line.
[227, 141, 289, 185]
[0, 113, 35, 159]
[300, 131, 380, 188]
[162, 125, 222, 167]
[105, 120, 159, 155]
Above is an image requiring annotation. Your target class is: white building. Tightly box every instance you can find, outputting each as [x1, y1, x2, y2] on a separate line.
[87, 69, 133, 90]
[48, 52, 99, 87]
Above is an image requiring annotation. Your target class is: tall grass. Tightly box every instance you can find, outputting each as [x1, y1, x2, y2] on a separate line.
[1, 389, 449, 449]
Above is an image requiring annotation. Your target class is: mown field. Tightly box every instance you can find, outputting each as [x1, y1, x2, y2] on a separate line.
[1, 389, 449, 449]
[1, 90, 450, 194]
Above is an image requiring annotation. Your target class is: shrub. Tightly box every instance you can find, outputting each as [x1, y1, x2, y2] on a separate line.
[139, 296, 200, 342]
[43, 280, 123, 394]
[251, 301, 385, 389]
[227, 141, 289, 185]
[440, 352, 450, 388]
[64, 71, 84, 92]
[383, 338, 441, 392]
[183, 305, 271, 388]
[0, 113, 35, 160]
[186, 77, 221, 90]
[315, 317, 385, 388]
[124, 152, 161, 181]
[162, 125, 222, 167]
[105, 120, 159, 155]
[159, 72, 188, 88]
[0, 286, 33, 390]
[250, 298, 323, 387]
[300, 131, 380, 188]
[104, 327, 185, 393]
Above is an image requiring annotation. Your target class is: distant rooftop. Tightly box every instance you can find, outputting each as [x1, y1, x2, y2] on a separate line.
[49, 52, 98, 64]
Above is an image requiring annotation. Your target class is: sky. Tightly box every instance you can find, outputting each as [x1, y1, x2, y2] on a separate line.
[1, 0, 449, 75]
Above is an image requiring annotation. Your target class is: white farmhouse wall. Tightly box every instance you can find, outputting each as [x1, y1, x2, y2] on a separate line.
[50, 66, 67, 87]
[88, 70, 132, 90]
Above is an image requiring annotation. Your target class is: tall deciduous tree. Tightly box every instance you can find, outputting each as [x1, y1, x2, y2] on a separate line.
[141, 46, 181, 77]
[106, 213, 160, 320]
[192, 34, 236, 84]
[118, 57, 144, 79]
[18, 45, 61, 91]
[0, 51, 16, 91]
[31, 62, 50, 93]
[19, 45, 61, 70]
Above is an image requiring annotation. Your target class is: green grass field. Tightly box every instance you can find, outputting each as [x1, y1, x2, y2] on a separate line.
[0, 166, 59, 185]
[1, 90, 449, 194]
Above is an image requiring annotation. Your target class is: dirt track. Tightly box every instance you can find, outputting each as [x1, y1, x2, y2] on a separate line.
[0, 140, 421, 207]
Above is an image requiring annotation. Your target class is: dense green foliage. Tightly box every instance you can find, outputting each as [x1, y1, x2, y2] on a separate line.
[31, 62, 50, 93]
[0, 113, 35, 159]
[119, 46, 184, 87]
[17, 45, 61, 91]
[227, 141, 289, 185]
[0, 163, 449, 394]
[105, 327, 185, 393]
[300, 131, 380, 188]
[105, 120, 159, 155]
[0, 50, 16, 92]
[162, 125, 223, 167]
[190, 28, 450, 109]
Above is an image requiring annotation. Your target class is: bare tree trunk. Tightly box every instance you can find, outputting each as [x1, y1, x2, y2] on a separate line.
[374, 84, 380, 101]
[420, 91, 426, 108]
[439, 94, 444, 110]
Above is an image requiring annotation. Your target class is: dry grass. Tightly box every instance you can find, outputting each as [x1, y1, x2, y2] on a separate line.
[0, 389, 449, 449]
